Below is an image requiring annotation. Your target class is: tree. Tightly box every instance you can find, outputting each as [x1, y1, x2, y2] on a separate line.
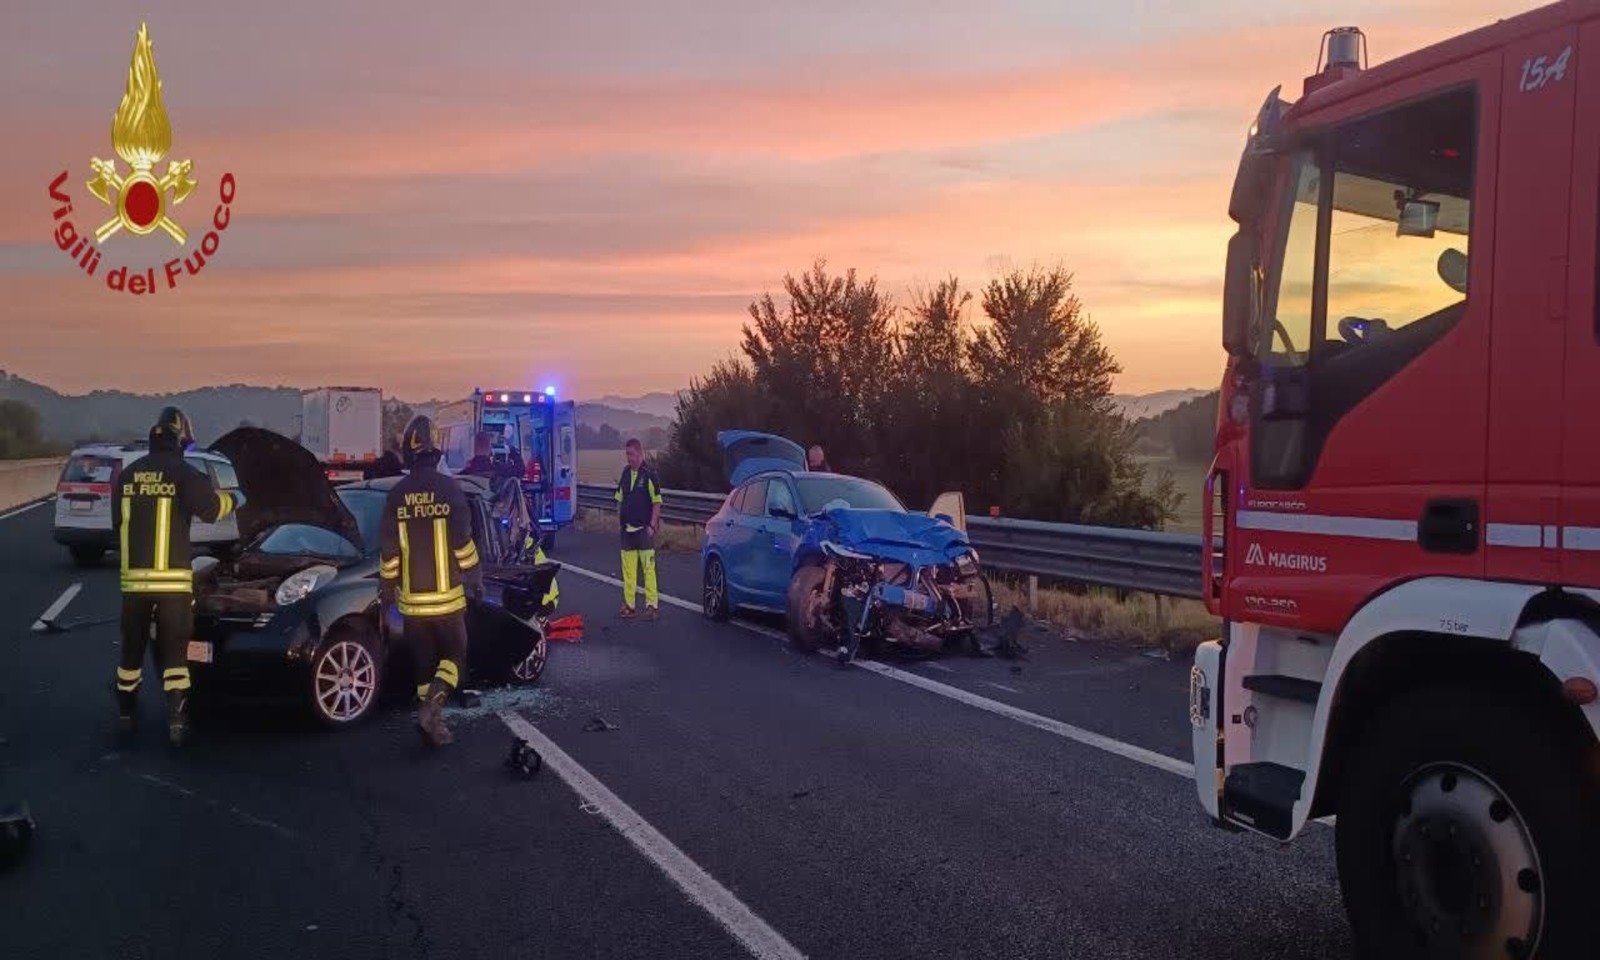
[888, 276, 974, 507]
[381, 402, 415, 450]
[0, 400, 51, 459]
[740, 258, 898, 479]
[969, 265, 1119, 409]
[658, 258, 1175, 529]
[597, 423, 622, 449]
[658, 358, 767, 491]
[642, 426, 670, 452]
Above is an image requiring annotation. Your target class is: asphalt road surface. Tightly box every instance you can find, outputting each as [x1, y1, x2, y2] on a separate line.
[0, 500, 1355, 959]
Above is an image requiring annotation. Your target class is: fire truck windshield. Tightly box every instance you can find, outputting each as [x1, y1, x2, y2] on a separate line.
[1260, 88, 1475, 369]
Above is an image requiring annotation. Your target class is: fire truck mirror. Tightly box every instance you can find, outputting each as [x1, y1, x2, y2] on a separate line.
[1223, 228, 1259, 357]
[1396, 197, 1439, 239]
[1437, 248, 1468, 294]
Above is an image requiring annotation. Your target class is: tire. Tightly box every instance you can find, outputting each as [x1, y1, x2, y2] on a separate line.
[69, 545, 104, 568]
[786, 565, 832, 652]
[702, 556, 731, 622]
[511, 628, 548, 685]
[1335, 684, 1597, 960]
[307, 627, 383, 728]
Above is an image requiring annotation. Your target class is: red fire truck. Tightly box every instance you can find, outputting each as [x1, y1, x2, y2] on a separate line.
[1193, 3, 1600, 956]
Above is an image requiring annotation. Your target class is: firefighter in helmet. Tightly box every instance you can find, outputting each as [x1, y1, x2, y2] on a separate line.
[112, 406, 245, 746]
[379, 416, 482, 747]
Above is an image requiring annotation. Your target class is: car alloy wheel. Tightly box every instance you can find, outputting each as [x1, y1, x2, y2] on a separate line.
[313, 639, 378, 724]
[513, 631, 548, 684]
[703, 557, 730, 621]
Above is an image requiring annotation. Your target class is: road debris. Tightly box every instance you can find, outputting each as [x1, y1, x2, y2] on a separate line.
[582, 716, 620, 733]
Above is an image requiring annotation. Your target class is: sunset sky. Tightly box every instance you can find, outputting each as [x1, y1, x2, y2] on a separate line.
[2, 0, 1541, 401]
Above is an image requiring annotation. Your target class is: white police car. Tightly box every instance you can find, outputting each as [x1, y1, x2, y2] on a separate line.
[52, 442, 243, 567]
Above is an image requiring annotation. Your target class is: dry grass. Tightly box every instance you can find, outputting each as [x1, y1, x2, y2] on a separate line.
[987, 575, 1220, 653]
[575, 507, 704, 553]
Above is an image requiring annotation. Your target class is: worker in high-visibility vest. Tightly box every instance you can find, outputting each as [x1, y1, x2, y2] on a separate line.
[612, 438, 662, 619]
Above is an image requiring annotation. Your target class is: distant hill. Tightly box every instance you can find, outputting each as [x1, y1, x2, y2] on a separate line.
[576, 403, 672, 435]
[587, 392, 683, 421]
[1111, 389, 1209, 421]
[0, 372, 303, 446]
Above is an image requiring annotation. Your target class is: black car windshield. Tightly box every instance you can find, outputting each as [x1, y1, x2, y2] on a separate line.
[254, 488, 385, 560]
[793, 476, 904, 513]
[256, 524, 359, 560]
[338, 488, 387, 552]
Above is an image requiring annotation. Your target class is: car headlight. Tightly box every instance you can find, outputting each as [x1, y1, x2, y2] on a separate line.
[275, 565, 338, 607]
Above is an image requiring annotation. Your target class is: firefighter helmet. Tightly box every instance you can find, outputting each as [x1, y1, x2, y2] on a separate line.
[402, 415, 439, 467]
[150, 406, 195, 450]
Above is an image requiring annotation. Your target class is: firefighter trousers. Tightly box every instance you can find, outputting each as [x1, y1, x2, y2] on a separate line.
[407, 613, 468, 700]
[118, 594, 193, 699]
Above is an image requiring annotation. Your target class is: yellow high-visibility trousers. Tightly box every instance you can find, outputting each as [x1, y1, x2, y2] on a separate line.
[621, 549, 658, 609]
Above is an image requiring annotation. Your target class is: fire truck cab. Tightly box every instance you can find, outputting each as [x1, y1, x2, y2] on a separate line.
[1195, 3, 1600, 955]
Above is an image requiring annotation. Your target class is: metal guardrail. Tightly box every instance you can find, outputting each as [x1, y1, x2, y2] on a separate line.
[577, 483, 1206, 599]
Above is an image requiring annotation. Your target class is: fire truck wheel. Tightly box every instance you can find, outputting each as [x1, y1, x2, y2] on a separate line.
[1335, 684, 1595, 960]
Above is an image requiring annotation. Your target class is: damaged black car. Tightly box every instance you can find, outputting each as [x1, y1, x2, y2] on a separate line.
[188, 427, 560, 727]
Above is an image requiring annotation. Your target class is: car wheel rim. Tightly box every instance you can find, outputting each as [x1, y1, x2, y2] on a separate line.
[1390, 762, 1543, 959]
[704, 561, 725, 616]
[314, 640, 377, 722]
[514, 635, 547, 682]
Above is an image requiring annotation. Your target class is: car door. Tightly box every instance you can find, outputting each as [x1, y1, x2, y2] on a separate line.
[186, 456, 232, 547]
[724, 479, 767, 600]
[755, 477, 802, 599]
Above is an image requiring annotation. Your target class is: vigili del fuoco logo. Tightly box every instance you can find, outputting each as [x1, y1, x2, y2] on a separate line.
[46, 22, 236, 295]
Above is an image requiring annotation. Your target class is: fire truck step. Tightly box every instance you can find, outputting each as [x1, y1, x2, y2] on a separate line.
[1223, 762, 1304, 840]
[1241, 674, 1322, 704]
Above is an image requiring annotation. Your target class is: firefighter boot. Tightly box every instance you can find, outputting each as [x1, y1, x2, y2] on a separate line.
[165, 690, 190, 748]
[416, 681, 455, 748]
[116, 690, 139, 742]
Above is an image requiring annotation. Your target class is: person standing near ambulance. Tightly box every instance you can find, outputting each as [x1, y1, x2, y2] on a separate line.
[613, 438, 662, 619]
[112, 406, 245, 746]
[379, 416, 482, 747]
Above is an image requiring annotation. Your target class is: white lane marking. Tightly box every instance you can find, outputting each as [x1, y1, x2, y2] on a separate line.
[558, 561, 1194, 779]
[32, 582, 82, 632]
[134, 772, 296, 840]
[1235, 509, 1416, 542]
[498, 711, 807, 960]
[849, 659, 1194, 777]
[980, 681, 1021, 694]
[566, 563, 703, 614]
[0, 497, 52, 522]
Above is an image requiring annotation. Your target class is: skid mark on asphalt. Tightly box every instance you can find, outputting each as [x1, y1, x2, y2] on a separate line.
[31, 582, 82, 632]
[558, 561, 1194, 779]
[133, 771, 297, 840]
[499, 711, 808, 960]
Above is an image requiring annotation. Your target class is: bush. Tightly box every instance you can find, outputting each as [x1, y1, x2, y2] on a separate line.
[0, 400, 57, 459]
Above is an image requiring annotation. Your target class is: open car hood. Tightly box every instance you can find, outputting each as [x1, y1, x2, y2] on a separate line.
[718, 430, 808, 487]
[209, 426, 364, 550]
[820, 508, 971, 567]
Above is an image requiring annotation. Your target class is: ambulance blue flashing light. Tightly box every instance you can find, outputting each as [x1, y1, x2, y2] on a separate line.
[544, 386, 556, 397]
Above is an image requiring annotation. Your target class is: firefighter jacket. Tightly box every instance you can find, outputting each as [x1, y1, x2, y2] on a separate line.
[112, 450, 238, 594]
[614, 464, 663, 532]
[379, 461, 482, 618]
